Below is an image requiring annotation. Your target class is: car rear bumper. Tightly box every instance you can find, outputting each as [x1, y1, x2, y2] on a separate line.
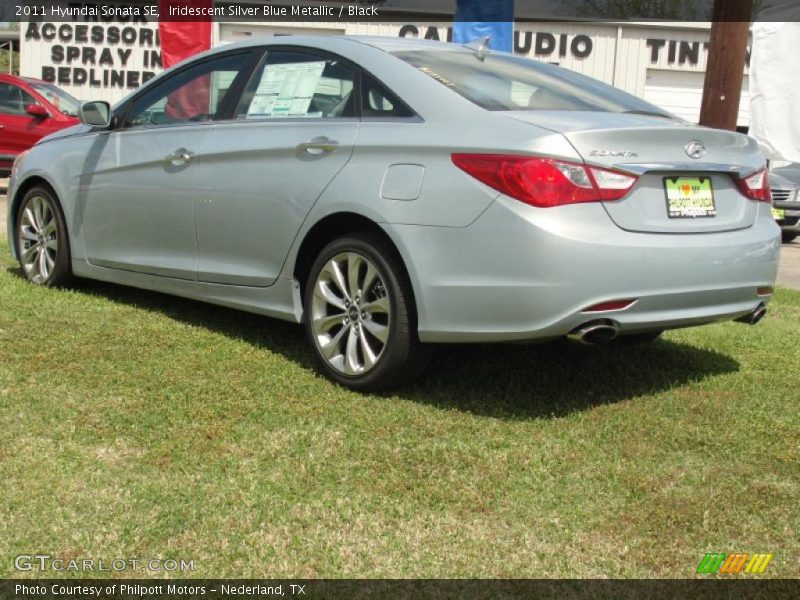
[773, 202, 800, 232]
[386, 197, 781, 343]
[777, 217, 800, 233]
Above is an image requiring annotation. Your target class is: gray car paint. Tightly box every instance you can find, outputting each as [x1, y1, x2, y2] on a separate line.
[7, 35, 781, 342]
[770, 171, 800, 235]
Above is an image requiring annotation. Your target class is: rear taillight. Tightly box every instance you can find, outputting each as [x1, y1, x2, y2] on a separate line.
[734, 168, 771, 203]
[451, 154, 638, 208]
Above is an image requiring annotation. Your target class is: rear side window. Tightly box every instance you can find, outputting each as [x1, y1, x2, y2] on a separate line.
[360, 73, 414, 118]
[393, 49, 672, 117]
[236, 51, 356, 119]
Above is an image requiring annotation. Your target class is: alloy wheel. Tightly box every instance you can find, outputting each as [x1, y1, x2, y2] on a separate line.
[18, 195, 58, 285]
[310, 251, 391, 376]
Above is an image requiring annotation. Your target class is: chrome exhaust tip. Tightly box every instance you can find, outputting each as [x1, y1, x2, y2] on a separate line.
[567, 320, 620, 345]
[735, 304, 767, 325]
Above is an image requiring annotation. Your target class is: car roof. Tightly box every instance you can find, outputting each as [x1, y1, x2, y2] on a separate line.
[213, 34, 470, 55]
[0, 73, 49, 86]
[0, 73, 25, 84]
[344, 35, 468, 52]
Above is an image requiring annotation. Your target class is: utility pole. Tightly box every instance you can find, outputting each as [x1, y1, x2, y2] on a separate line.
[699, 0, 754, 131]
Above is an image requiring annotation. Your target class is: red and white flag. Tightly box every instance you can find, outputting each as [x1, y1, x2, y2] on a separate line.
[157, 0, 213, 120]
[158, 0, 212, 68]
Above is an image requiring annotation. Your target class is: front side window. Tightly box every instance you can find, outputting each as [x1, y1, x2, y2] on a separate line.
[393, 49, 673, 117]
[0, 83, 37, 116]
[126, 52, 251, 128]
[236, 51, 356, 119]
[29, 83, 81, 117]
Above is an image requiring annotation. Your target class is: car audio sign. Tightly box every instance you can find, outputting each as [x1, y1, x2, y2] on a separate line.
[398, 25, 594, 60]
[21, 9, 162, 101]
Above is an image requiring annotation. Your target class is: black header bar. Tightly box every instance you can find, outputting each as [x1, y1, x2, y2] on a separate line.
[5, 0, 796, 23]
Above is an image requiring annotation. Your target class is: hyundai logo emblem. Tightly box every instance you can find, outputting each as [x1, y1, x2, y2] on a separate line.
[685, 140, 706, 159]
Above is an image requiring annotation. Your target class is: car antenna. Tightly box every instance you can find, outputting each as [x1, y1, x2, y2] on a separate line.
[463, 36, 491, 61]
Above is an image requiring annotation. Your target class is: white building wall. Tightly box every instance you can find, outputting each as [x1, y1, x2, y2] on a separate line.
[20, 18, 161, 104]
[19, 19, 752, 127]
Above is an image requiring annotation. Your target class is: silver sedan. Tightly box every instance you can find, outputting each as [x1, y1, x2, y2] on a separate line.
[6, 36, 780, 390]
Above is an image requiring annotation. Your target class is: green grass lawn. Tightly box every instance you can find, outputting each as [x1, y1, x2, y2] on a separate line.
[0, 234, 798, 579]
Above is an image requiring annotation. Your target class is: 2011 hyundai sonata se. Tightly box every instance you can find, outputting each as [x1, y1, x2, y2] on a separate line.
[6, 36, 781, 390]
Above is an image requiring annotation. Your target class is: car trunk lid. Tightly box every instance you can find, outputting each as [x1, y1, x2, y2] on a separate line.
[504, 111, 764, 233]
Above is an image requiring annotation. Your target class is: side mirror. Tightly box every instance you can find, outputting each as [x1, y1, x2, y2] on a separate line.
[79, 101, 112, 128]
[25, 104, 49, 118]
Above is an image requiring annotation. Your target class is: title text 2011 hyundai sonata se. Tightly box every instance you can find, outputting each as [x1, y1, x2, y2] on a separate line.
[7, 36, 781, 391]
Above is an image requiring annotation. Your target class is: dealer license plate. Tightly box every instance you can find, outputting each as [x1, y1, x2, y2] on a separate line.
[664, 177, 716, 218]
[771, 207, 785, 220]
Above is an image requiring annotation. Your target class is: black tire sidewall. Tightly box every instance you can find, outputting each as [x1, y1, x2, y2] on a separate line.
[303, 233, 416, 391]
[15, 186, 72, 287]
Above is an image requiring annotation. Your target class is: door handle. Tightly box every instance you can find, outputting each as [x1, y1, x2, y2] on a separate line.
[297, 137, 338, 156]
[165, 148, 194, 166]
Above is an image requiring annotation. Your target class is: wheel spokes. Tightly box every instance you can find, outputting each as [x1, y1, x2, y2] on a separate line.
[21, 242, 38, 261]
[313, 311, 347, 334]
[358, 327, 378, 369]
[362, 262, 378, 295]
[40, 248, 51, 280]
[346, 252, 364, 299]
[319, 324, 349, 360]
[362, 319, 389, 344]
[344, 327, 360, 375]
[17, 195, 59, 285]
[33, 248, 44, 281]
[326, 259, 350, 303]
[311, 250, 391, 377]
[361, 295, 390, 315]
[20, 228, 38, 242]
[41, 220, 56, 236]
[32, 197, 46, 231]
[23, 208, 40, 233]
[315, 279, 346, 311]
[43, 248, 55, 271]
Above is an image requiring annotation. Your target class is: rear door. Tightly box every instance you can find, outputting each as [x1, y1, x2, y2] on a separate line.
[194, 48, 359, 286]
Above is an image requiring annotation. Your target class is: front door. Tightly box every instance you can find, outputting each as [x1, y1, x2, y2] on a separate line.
[80, 51, 256, 279]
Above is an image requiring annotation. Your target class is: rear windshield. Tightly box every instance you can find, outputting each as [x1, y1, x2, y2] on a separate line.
[393, 49, 673, 117]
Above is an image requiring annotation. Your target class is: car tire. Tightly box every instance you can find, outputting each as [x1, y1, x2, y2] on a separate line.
[615, 330, 663, 344]
[782, 232, 798, 244]
[14, 185, 74, 288]
[304, 232, 431, 392]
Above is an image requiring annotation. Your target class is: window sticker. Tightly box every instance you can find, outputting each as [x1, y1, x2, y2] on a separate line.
[247, 61, 326, 118]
